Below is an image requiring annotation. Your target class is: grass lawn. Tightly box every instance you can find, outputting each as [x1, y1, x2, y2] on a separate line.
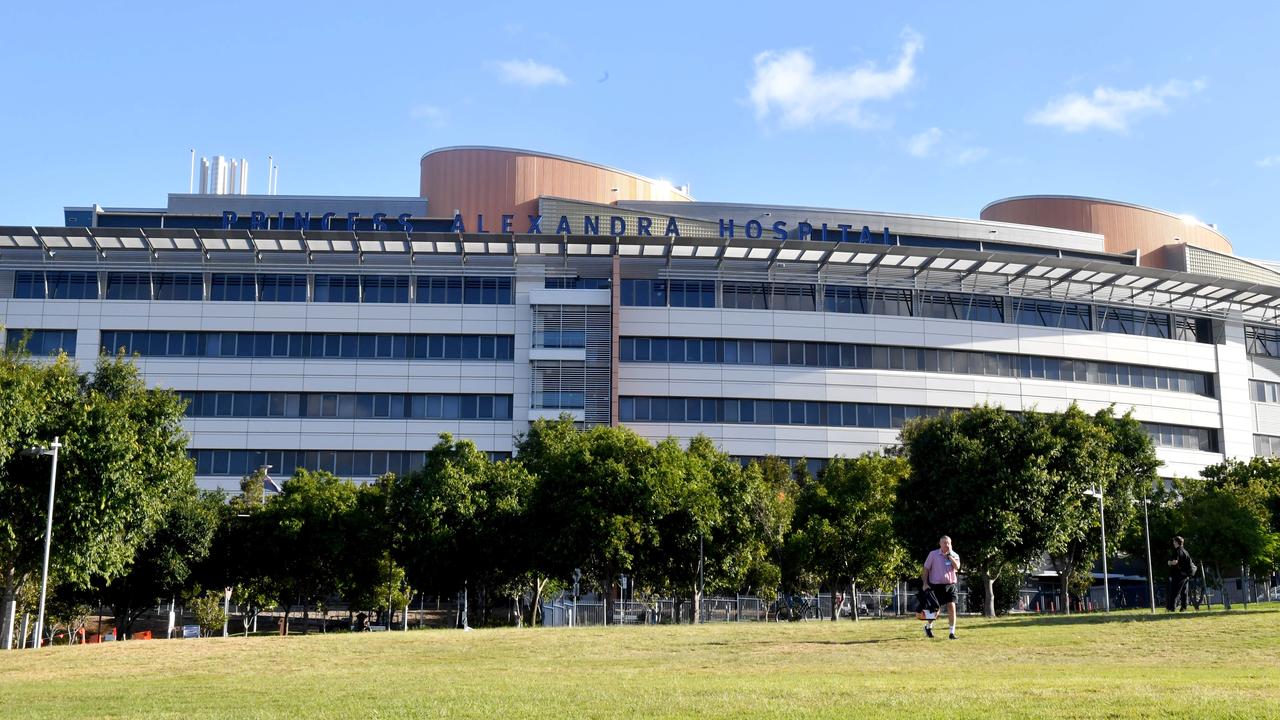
[1, 608, 1278, 719]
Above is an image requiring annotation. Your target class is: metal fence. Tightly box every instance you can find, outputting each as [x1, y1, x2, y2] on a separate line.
[539, 591, 943, 626]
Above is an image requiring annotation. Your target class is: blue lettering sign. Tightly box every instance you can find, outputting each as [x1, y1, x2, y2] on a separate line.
[322, 212, 337, 231]
[293, 212, 310, 230]
[249, 211, 266, 231]
[745, 219, 763, 239]
[772, 220, 787, 240]
[346, 212, 360, 231]
[451, 213, 466, 233]
[398, 213, 414, 233]
[501, 214, 514, 234]
[637, 216, 652, 236]
[555, 215, 571, 234]
[372, 213, 387, 231]
[583, 216, 600, 235]
[609, 216, 626, 236]
[475, 214, 486, 233]
[527, 215, 543, 233]
[221, 211, 238, 229]
[797, 222, 812, 240]
[719, 218, 735, 238]
[665, 217, 680, 237]
[837, 224, 852, 242]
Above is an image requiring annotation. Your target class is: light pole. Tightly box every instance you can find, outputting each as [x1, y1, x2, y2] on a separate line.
[1140, 494, 1156, 613]
[1085, 488, 1109, 613]
[25, 437, 62, 650]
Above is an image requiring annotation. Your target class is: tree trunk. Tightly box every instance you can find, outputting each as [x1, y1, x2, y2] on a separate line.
[280, 609, 289, 636]
[526, 577, 547, 627]
[2, 565, 17, 650]
[1058, 571, 1072, 615]
[851, 579, 859, 622]
[302, 603, 309, 635]
[692, 583, 702, 624]
[984, 575, 997, 618]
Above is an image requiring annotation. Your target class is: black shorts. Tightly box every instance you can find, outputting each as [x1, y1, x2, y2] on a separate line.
[931, 583, 957, 605]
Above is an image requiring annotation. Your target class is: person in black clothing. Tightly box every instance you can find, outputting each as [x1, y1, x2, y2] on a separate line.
[1165, 536, 1194, 612]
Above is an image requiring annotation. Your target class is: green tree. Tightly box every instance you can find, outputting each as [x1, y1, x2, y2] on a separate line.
[751, 456, 799, 599]
[257, 469, 361, 633]
[639, 437, 720, 622]
[896, 405, 1059, 617]
[101, 489, 222, 634]
[790, 453, 907, 621]
[1, 351, 193, 648]
[1174, 478, 1280, 605]
[389, 434, 490, 606]
[188, 588, 228, 637]
[519, 418, 656, 623]
[1041, 406, 1148, 614]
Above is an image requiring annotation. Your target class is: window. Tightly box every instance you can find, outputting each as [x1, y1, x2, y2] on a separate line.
[669, 279, 716, 308]
[619, 396, 954, 430]
[258, 275, 307, 302]
[621, 279, 667, 307]
[14, 271, 45, 298]
[415, 276, 512, 304]
[1098, 307, 1170, 339]
[1012, 299, 1092, 330]
[93, 331, 515, 360]
[617, 336, 1214, 396]
[105, 273, 151, 300]
[154, 273, 203, 301]
[5, 329, 76, 356]
[362, 275, 410, 303]
[314, 275, 360, 302]
[1246, 326, 1280, 357]
[722, 282, 769, 310]
[45, 272, 98, 299]
[210, 274, 256, 301]
[919, 292, 1004, 323]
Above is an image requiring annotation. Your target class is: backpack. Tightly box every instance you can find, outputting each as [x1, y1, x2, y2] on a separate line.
[1187, 555, 1198, 577]
[915, 587, 940, 620]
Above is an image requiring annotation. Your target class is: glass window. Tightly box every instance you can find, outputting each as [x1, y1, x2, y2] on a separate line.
[314, 275, 360, 303]
[210, 274, 256, 301]
[259, 274, 307, 302]
[362, 275, 410, 303]
[154, 273, 203, 301]
[46, 272, 98, 299]
[105, 273, 151, 300]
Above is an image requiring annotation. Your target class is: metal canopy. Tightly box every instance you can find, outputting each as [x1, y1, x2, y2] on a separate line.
[3, 225, 1280, 323]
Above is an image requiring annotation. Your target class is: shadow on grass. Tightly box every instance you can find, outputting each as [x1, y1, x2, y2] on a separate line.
[978, 608, 1273, 630]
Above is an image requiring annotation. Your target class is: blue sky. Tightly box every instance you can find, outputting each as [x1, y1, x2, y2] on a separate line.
[3, 1, 1277, 257]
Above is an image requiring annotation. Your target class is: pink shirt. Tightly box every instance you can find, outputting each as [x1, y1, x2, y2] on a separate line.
[924, 549, 959, 585]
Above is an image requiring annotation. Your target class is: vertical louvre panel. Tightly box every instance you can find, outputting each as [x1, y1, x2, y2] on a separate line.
[529, 300, 612, 426]
[584, 305, 612, 425]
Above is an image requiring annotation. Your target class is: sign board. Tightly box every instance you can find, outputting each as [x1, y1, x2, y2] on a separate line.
[182, 624, 200, 639]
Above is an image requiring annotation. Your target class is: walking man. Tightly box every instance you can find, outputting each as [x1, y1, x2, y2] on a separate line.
[922, 535, 961, 639]
[1166, 536, 1194, 612]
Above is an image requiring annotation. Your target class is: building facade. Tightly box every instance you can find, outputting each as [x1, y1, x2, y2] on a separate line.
[4, 146, 1280, 489]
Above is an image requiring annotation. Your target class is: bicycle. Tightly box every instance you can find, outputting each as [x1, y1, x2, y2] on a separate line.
[771, 593, 815, 622]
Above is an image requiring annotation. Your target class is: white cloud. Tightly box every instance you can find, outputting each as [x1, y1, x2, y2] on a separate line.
[949, 146, 989, 165]
[1257, 155, 1280, 168]
[906, 127, 987, 165]
[496, 59, 568, 87]
[410, 104, 446, 126]
[1028, 79, 1205, 133]
[749, 29, 922, 129]
[907, 127, 943, 157]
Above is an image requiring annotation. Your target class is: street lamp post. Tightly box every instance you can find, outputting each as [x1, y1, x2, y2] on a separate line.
[1085, 488, 1109, 613]
[28, 437, 62, 650]
[1141, 494, 1156, 613]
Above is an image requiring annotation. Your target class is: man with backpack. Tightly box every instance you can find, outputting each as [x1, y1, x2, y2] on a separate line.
[922, 535, 961, 639]
[1165, 536, 1196, 612]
